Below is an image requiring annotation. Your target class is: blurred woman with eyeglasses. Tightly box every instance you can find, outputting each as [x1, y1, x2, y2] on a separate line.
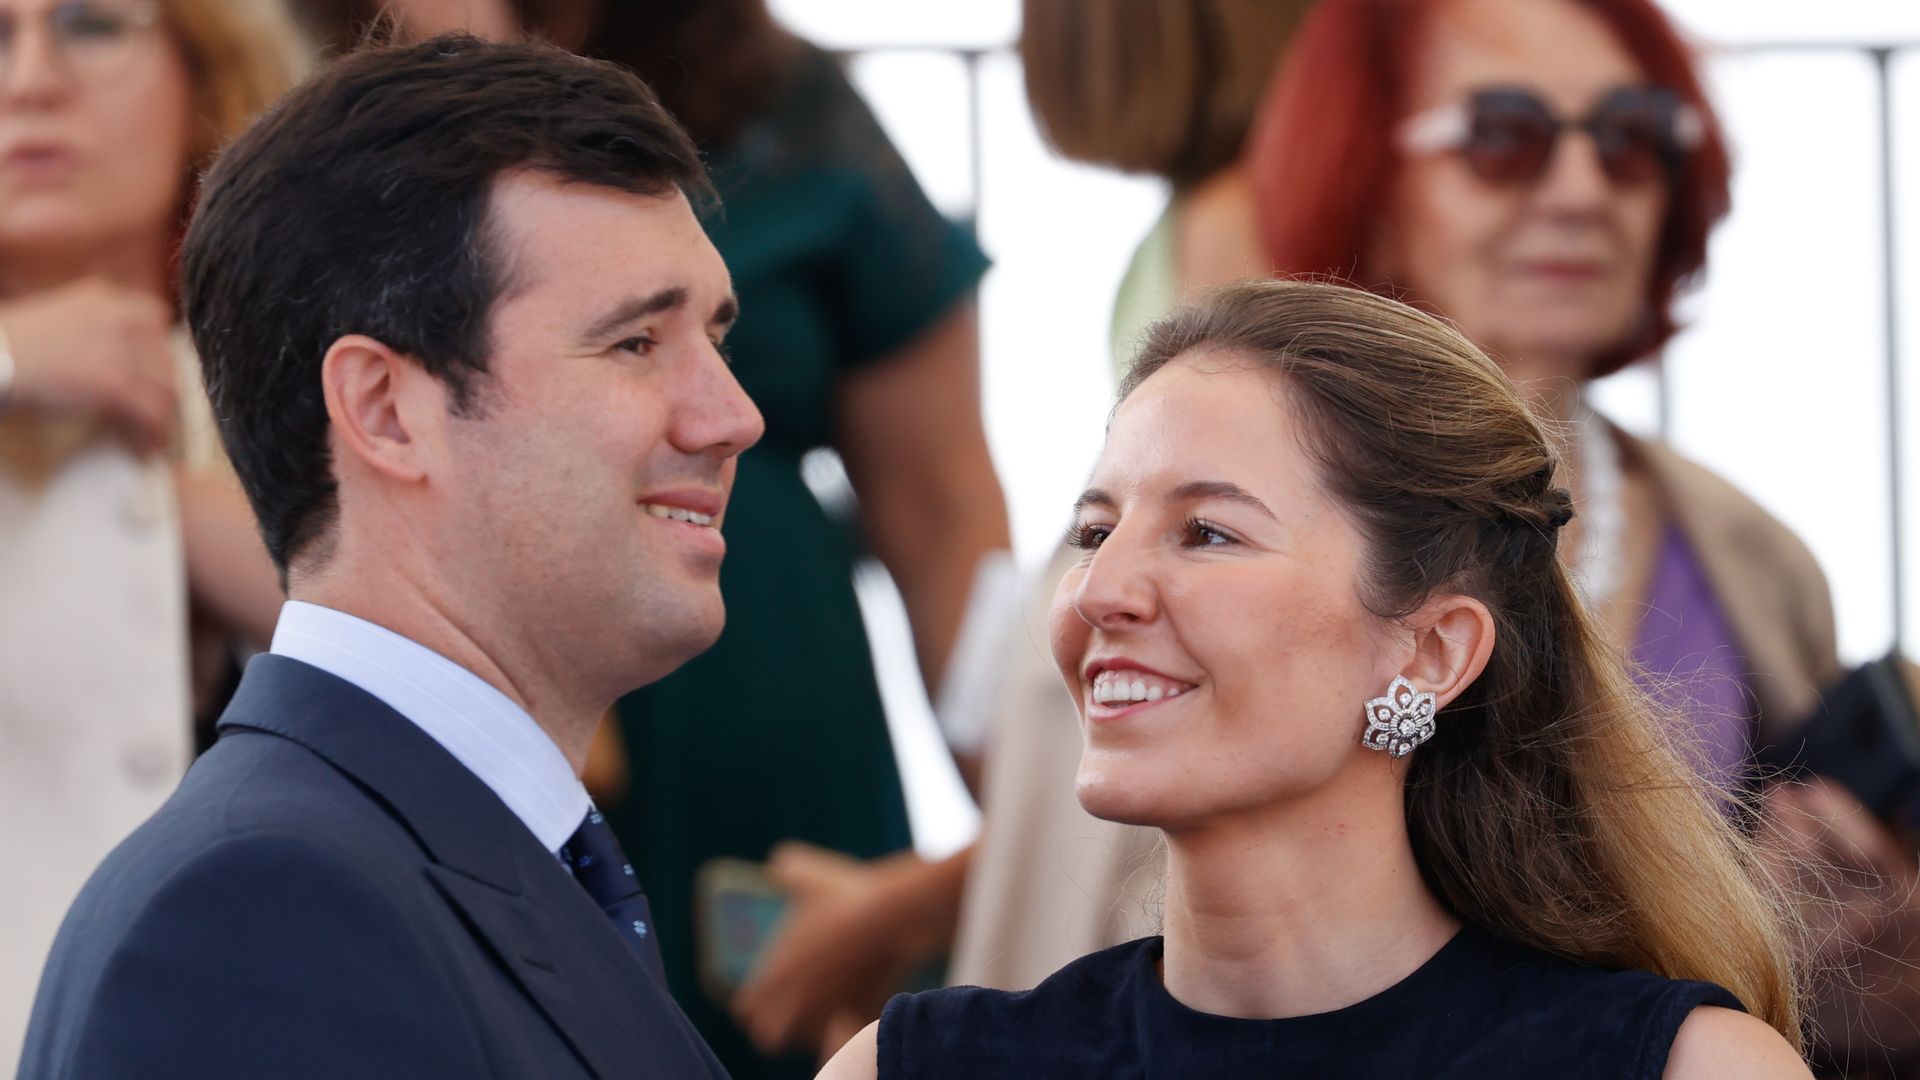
[1244, 0, 1920, 1072]
[0, 0, 301, 1062]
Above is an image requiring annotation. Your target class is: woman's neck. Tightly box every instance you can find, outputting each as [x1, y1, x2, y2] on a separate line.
[0, 234, 171, 303]
[1158, 782, 1459, 1020]
[1171, 165, 1268, 293]
[1485, 345, 1592, 428]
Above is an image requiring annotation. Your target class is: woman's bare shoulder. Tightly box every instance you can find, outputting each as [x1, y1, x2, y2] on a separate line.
[816, 1020, 881, 1080]
[1663, 1006, 1810, 1080]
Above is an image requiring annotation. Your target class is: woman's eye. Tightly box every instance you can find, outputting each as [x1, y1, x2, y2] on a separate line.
[1066, 522, 1111, 550]
[1185, 518, 1233, 547]
[55, 5, 129, 42]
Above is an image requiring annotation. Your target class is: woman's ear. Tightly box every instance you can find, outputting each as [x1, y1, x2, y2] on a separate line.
[1401, 592, 1496, 710]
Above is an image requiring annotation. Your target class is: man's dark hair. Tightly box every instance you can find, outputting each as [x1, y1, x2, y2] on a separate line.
[182, 35, 711, 576]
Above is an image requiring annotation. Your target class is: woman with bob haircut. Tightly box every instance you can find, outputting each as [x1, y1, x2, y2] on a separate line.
[821, 278, 1809, 1078]
[0, 0, 302, 1061]
[1246, 0, 1919, 1069]
[1019, 0, 1312, 365]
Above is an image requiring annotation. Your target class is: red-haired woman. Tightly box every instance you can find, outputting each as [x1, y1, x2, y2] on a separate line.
[1245, 0, 1918, 1072]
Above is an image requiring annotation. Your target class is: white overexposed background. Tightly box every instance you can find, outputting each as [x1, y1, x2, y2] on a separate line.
[766, 0, 1920, 856]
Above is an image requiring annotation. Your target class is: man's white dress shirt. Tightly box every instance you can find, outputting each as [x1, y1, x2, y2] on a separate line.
[269, 600, 590, 854]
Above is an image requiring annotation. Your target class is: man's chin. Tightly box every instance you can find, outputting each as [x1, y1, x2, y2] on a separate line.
[597, 593, 723, 690]
[659, 602, 727, 664]
[687, 614, 725, 657]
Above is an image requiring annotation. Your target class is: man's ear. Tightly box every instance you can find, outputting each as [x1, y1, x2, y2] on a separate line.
[1399, 592, 1496, 711]
[320, 334, 443, 484]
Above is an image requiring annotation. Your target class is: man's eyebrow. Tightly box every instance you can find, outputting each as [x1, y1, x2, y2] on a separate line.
[1169, 480, 1277, 520]
[580, 287, 686, 342]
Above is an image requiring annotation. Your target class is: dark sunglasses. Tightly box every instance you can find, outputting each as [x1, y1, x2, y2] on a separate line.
[1398, 85, 1705, 185]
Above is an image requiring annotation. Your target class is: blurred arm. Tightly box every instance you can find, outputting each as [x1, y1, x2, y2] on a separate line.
[835, 300, 1010, 774]
[174, 468, 283, 646]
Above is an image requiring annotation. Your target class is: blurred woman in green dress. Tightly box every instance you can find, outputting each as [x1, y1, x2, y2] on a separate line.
[570, 4, 1009, 1078]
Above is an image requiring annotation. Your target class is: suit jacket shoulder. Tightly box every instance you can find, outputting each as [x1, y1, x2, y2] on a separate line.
[21, 655, 726, 1080]
[28, 822, 490, 1078]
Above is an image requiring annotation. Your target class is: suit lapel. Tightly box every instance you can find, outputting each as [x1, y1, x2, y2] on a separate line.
[216, 655, 714, 1079]
[426, 858, 712, 1079]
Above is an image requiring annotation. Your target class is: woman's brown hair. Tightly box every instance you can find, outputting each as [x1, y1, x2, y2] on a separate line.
[1020, 0, 1315, 186]
[1122, 278, 1802, 1047]
[164, 0, 307, 172]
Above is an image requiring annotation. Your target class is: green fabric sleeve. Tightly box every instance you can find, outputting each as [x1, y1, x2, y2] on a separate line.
[834, 174, 991, 370]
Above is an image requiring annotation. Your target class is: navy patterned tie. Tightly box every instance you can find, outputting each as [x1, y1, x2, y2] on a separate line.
[559, 805, 666, 984]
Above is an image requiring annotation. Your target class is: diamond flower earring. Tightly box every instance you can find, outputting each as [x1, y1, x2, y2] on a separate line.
[1361, 675, 1437, 758]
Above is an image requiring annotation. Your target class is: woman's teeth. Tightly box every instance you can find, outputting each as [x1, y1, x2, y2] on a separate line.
[643, 503, 714, 526]
[1090, 670, 1191, 705]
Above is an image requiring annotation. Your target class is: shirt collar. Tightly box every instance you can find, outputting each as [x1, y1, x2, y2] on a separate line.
[269, 600, 590, 854]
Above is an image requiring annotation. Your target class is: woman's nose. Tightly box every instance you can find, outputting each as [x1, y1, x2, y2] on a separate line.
[1, 23, 76, 106]
[1531, 129, 1615, 215]
[1071, 533, 1159, 630]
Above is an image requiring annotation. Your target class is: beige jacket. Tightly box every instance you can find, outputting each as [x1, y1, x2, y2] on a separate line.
[950, 436, 1845, 992]
[0, 333, 213, 1067]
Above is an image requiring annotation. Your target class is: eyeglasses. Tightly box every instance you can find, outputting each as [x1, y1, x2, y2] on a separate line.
[0, 0, 164, 81]
[1397, 85, 1704, 186]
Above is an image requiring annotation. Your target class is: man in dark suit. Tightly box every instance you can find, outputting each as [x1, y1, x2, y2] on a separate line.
[19, 35, 763, 1079]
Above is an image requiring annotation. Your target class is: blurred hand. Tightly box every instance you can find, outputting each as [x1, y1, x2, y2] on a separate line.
[732, 844, 947, 1063]
[819, 1009, 873, 1062]
[0, 279, 178, 454]
[1759, 777, 1920, 1067]
[1760, 777, 1914, 946]
[390, 0, 517, 39]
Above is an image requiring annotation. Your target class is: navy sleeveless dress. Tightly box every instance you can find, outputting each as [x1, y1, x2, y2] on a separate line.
[880, 924, 1744, 1078]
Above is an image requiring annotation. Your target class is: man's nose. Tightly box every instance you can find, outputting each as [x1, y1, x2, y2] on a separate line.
[671, 342, 764, 460]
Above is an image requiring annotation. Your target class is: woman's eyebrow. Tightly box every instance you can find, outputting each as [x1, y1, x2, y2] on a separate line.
[1072, 481, 1276, 520]
[1072, 488, 1116, 515]
[1167, 480, 1277, 520]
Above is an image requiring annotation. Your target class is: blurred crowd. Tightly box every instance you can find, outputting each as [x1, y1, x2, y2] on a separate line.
[2, 0, 1918, 1076]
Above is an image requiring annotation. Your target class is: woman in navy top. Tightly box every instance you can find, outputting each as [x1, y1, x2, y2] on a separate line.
[820, 281, 1810, 1079]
